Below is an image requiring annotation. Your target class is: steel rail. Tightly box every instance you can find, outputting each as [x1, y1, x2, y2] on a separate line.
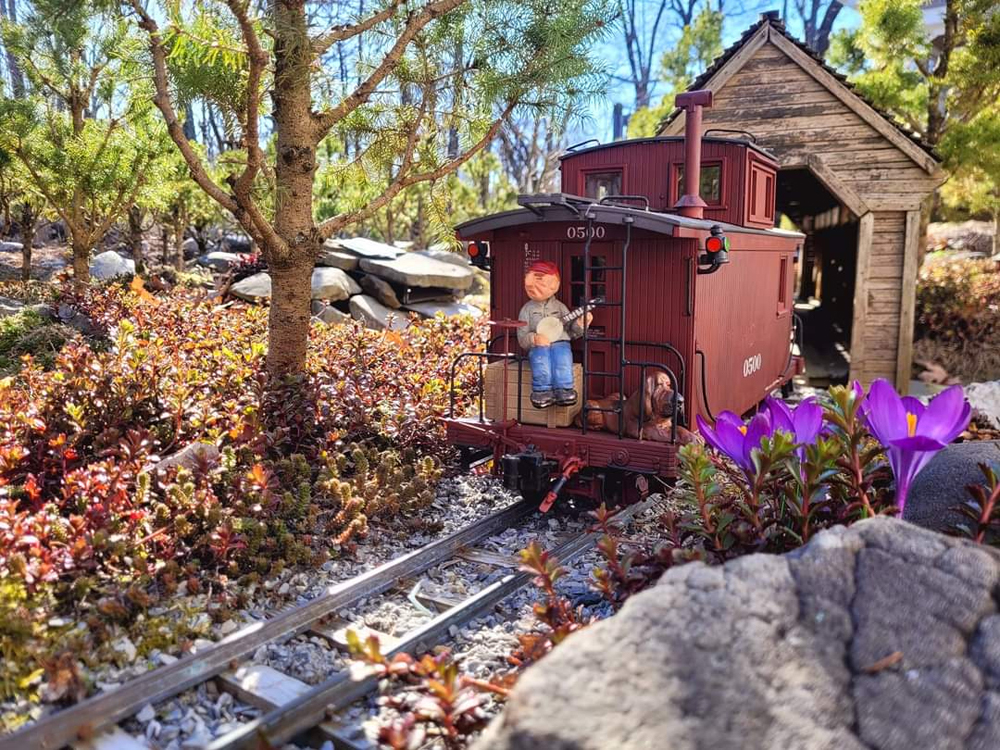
[208, 495, 658, 750]
[2, 500, 536, 750]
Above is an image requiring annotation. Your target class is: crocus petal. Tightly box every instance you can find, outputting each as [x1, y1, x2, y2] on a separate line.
[696, 414, 725, 455]
[764, 397, 794, 434]
[715, 418, 754, 470]
[864, 379, 908, 444]
[900, 396, 926, 422]
[742, 412, 773, 469]
[888, 435, 947, 452]
[886, 446, 938, 515]
[792, 398, 823, 446]
[919, 385, 971, 443]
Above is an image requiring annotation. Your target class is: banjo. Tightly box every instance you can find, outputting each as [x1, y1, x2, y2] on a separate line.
[536, 297, 604, 341]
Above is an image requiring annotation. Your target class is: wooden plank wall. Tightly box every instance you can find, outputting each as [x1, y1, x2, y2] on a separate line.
[663, 38, 940, 387]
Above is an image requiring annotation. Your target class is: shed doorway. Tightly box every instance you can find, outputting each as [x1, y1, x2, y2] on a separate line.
[776, 166, 859, 386]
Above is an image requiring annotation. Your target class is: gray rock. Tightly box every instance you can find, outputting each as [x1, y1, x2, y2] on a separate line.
[403, 300, 483, 319]
[360, 254, 474, 291]
[90, 251, 135, 280]
[415, 247, 471, 267]
[359, 274, 402, 309]
[182, 237, 200, 259]
[475, 518, 1000, 750]
[317, 245, 360, 271]
[0, 240, 24, 253]
[311, 267, 361, 301]
[196, 251, 242, 272]
[329, 237, 403, 259]
[56, 303, 100, 336]
[221, 234, 252, 254]
[152, 442, 221, 474]
[0, 295, 25, 318]
[230, 272, 271, 301]
[349, 294, 410, 331]
[312, 302, 351, 326]
[905, 440, 1000, 534]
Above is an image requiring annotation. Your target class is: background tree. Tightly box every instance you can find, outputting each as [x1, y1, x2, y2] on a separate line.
[828, 0, 1000, 232]
[0, 0, 25, 97]
[124, 0, 611, 380]
[626, 5, 722, 136]
[0, 0, 172, 282]
[0, 142, 47, 280]
[498, 113, 568, 193]
[784, 0, 842, 55]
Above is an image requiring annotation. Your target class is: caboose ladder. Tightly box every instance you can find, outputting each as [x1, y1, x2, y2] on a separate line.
[580, 214, 632, 438]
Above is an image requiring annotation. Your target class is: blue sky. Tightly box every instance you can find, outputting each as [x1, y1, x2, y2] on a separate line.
[584, 3, 862, 142]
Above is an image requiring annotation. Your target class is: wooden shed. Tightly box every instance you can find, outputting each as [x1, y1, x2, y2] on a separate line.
[659, 12, 945, 390]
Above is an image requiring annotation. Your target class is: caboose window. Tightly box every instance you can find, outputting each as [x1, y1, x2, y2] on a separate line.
[570, 255, 606, 308]
[674, 163, 722, 205]
[583, 171, 622, 200]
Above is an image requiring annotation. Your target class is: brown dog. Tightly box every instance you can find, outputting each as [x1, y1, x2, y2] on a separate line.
[580, 373, 698, 444]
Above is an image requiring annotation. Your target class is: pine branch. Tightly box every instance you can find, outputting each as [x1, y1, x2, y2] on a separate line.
[311, 0, 466, 138]
[312, 0, 405, 55]
[317, 101, 515, 237]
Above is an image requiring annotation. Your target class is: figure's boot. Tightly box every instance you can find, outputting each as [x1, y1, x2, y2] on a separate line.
[554, 388, 578, 406]
[531, 390, 555, 409]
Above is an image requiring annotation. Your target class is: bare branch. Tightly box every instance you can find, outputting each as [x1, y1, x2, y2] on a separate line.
[312, 0, 405, 55]
[223, 0, 269, 196]
[312, 0, 465, 137]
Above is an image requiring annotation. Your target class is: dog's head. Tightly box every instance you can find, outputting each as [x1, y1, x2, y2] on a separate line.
[647, 373, 680, 419]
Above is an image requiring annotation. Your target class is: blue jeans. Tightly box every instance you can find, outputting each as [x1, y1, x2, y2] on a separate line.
[529, 341, 574, 392]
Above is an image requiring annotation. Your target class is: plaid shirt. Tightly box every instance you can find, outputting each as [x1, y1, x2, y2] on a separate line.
[517, 297, 584, 350]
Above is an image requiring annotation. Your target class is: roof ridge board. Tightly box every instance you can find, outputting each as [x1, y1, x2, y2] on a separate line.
[657, 15, 939, 161]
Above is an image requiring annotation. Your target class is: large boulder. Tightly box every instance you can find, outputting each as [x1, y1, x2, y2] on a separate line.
[476, 518, 1000, 750]
[311, 267, 361, 301]
[360, 254, 474, 291]
[349, 294, 410, 331]
[222, 234, 252, 254]
[90, 251, 135, 280]
[905, 440, 1000, 534]
[230, 272, 272, 301]
[196, 251, 242, 272]
[0, 240, 24, 254]
[359, 274, 402, 309]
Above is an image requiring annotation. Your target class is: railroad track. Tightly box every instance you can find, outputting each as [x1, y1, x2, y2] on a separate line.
[4, 495, 657, 750]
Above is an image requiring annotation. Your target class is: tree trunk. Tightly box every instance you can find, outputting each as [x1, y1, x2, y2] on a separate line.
[19, 204, 36, 282]
[266, 262, 313, 377]
[128, 205, 145, 274]
[72, 242, 90, 283]
[267, 0, 321, 380]
[173, 221, 185, 272]
[1, 0, 25, 98]
[161, 225, 170, 265]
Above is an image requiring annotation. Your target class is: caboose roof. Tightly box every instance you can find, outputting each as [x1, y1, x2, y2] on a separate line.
[558, 135, 778, 163]
[456, 193, 804, 240]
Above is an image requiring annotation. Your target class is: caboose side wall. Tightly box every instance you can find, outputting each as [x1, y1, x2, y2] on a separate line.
[693, 241, 797, 419]
[482, 222, 697, 411]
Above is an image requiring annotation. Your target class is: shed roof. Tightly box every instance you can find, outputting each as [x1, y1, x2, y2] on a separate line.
[658, 13, 940, 167]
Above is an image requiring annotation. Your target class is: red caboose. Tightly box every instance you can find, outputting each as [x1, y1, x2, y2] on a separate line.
[445, 91, 804, 507]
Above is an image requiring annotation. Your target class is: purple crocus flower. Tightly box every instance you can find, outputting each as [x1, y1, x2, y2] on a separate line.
[696, 410, 774, 476]
[763, 396, 823, 459]
[862, 378, 971, 516]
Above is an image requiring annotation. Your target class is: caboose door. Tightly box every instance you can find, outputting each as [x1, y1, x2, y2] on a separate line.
[562, 241, 618, 399]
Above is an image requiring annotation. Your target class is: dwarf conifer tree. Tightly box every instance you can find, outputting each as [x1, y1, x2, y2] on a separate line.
[123, 0, 611, 379]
